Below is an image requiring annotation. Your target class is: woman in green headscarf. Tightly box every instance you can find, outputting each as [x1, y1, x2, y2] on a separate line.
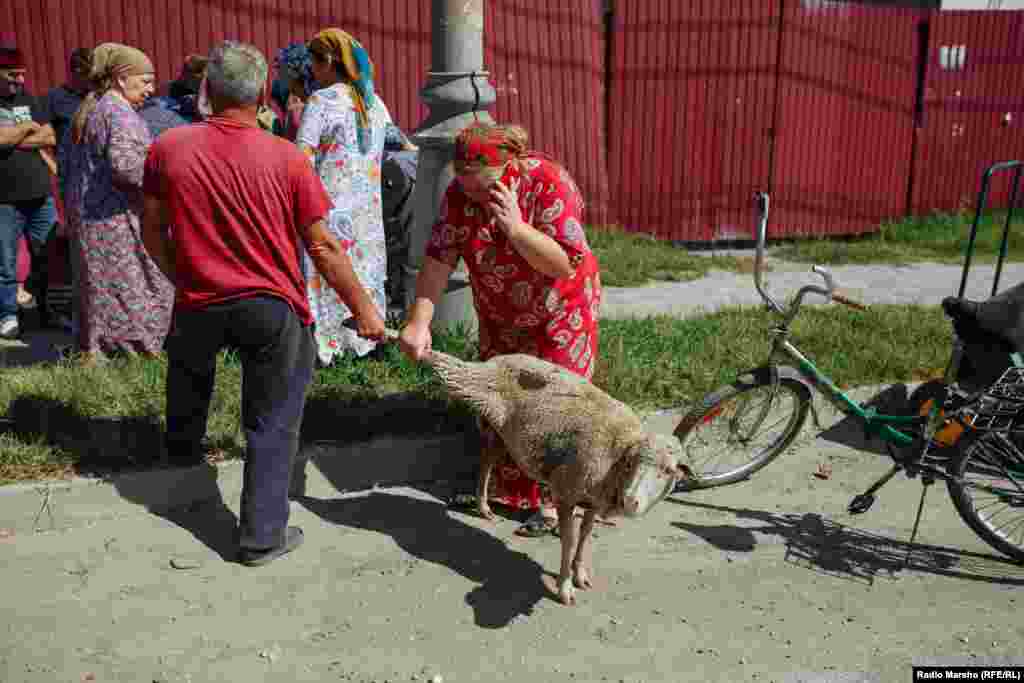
[296, 29, 397, 365]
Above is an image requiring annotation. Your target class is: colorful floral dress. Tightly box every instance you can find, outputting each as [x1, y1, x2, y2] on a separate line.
[62, 92, 174, 355]
[426, 155, 603, 510]
[296, 83, 392, 364]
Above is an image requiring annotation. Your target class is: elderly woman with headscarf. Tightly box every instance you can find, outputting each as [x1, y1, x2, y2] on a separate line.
[399, 122, 603, 536]
[296, 28, 396, 364]
[62, 43, 174, 362]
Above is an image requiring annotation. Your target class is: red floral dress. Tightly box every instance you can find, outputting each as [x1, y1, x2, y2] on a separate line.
[426, 155, 602, 510]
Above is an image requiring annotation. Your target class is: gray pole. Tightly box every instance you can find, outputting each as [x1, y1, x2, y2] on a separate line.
[405, 0, 496, 334]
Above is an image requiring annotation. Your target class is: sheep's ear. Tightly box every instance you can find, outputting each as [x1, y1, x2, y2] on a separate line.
[514, 363, 563, 391]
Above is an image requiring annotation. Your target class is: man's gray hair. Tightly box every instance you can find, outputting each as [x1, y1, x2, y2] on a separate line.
[205, 40, 267, 106]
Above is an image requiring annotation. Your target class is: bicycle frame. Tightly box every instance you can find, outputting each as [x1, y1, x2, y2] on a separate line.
[751, 192, 945, 450]
[749, 180, 1024, 502]
[768, 334, 922, 447]
[756, 268, 1024, 505]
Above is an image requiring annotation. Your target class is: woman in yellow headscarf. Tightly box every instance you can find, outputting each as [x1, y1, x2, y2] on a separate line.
[296, 28, 397, 364]
[63, 43, 174, 362]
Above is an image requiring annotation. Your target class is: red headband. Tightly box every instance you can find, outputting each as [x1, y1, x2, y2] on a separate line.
[454, 124, 520, 173]
[0, 47, 25, 69]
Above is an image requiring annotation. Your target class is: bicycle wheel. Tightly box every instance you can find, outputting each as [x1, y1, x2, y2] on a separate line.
[673, 367, 812, 490]
[946, 430, 1024, 562]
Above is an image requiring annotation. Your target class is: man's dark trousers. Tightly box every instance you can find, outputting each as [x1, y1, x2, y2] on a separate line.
[165, 295, 314, 551]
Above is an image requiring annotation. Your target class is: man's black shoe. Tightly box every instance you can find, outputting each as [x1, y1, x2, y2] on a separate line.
[238, 526, 304, 567]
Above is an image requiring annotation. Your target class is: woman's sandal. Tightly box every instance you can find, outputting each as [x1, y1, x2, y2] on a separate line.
[514, 512, 558, 537]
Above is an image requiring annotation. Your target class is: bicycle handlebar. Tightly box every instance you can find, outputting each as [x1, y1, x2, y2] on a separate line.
[752, 193, 868, 322]
[754, 193, 786, 315]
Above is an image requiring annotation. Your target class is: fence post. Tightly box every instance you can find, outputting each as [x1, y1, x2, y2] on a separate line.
[767, 0, 787, 201]
[905, 15, 932, 218]
[404, 0, 496, 335]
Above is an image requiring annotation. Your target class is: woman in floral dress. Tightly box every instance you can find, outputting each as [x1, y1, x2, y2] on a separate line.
[399, 122, 603, 536]
[63, 43, 174, 362]
[297, 28, 394, 364]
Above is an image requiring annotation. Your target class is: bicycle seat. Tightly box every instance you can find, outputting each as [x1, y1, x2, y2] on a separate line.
[942, 281, 1024, 352]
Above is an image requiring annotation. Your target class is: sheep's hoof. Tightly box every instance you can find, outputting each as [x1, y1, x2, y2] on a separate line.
[558, 577, 577, 605]
[477, 504, 497, 522]
[572, 564, 592, 590]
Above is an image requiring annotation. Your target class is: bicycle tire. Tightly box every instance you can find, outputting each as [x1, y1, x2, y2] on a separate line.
[673, 366, 812, 490]
[946, 430, 1024, 563]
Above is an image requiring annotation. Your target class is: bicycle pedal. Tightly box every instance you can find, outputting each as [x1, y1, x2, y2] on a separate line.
[848, 493, 875, 515]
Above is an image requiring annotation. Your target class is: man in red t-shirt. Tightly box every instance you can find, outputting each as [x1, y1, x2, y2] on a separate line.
[141, 41, 385, 567]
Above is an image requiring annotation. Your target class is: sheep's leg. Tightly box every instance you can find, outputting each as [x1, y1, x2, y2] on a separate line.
[476, 443, 501, 521]
[556, 501, 579, 605]
[571, 508, 596, 590]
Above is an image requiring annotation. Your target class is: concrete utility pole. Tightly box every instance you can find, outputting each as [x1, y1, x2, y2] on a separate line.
[406, 0, 496, 334]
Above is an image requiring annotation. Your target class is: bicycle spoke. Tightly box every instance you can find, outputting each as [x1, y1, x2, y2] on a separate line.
[676, 374, 811, 489]
[954, 431, 1024, 559]
[990, 514, 1024, 538]
[687, 389, 798, 476]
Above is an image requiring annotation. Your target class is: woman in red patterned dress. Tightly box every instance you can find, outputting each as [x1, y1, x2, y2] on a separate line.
[399, 122, 602, 536]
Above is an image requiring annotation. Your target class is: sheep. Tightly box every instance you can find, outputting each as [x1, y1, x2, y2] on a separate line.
[419, 344, 695, 606]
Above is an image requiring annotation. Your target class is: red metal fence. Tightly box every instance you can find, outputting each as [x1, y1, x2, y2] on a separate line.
[2, 0, 433, 132]
[485, 1, 610, 226]
[608, 0, 780, 241]
[4, 1, 1024, 241]
[911, 10, 1024, 215]
[768, 4, 922, 238]
[4, 0, 610, 225]
[605, 3, 1024, 240]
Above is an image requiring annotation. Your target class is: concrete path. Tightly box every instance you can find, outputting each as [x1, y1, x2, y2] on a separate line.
[601, 259, 1024, 319]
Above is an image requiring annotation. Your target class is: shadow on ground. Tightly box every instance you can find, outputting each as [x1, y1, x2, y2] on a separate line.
[3, 394, 167, 471]
[2, 394, 240, 561]
[667, 498, 1024, 587]
[814, 383, 914, 457]
[112, 463, 240, 562]
[297, 491, 553, 628]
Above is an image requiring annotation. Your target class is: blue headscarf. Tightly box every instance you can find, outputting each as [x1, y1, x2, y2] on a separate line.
[274, 42, 316, 98]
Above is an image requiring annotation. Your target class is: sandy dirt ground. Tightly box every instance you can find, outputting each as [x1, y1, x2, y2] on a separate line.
[2, 385, 1023, 683]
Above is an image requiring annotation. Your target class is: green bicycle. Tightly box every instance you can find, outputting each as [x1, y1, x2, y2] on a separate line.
[673, 167, 1024, 562]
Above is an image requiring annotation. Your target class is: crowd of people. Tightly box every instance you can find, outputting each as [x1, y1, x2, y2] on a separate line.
[0, 33, 602, 562]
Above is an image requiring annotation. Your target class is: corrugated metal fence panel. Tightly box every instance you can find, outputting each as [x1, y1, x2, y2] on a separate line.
[911, 11, 1024, 214]
[11, 0, 607, 219]
[484, 1, 610, 226]
[607, 1, 779, 241]
[8, 0, 432, 133]
[770, 3, 921, 238]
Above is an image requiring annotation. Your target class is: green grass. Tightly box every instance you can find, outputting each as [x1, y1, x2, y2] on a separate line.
[0, 304, 953, 484]
[595, 304, 950, 411]
[773, 210, 1024, 266]
[588, 226, 749, 287]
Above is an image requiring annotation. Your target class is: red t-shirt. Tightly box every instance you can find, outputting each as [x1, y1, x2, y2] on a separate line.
[142, 117, 331, 324]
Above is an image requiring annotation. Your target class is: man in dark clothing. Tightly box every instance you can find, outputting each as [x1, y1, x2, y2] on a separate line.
[47, 48, 92, 154]
[139, 54, 206, 137]
[0, 46, 57, 339]
[141, 41, 386, 566]
[46, 48, 93, 332]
